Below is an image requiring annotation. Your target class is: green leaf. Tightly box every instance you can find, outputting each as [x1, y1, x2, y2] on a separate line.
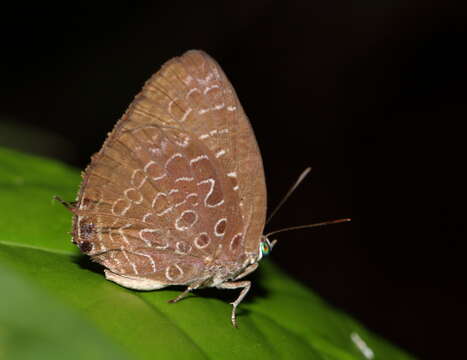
[0, 147, 415, 360]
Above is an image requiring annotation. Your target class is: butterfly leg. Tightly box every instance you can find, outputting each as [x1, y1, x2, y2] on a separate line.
[233, 263, 258, 281]
[216, 263, 258, 327]
[168, 280, 204, 304]
[218, 280, 251, 327]
[53, 195, 77, 211]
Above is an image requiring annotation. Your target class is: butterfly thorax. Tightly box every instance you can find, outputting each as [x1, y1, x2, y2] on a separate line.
[203, 252, 259, 287]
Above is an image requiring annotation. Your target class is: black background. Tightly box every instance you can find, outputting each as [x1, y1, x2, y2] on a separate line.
[1, 2, 465, 359]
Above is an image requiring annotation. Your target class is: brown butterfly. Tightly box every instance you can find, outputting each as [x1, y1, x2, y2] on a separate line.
[60, 50, 271, 327]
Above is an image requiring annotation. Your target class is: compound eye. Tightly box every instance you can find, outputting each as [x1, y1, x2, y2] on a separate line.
[260, 241, 271, 256]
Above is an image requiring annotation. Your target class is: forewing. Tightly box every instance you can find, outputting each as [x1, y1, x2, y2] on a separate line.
[118, 50, 267, 254]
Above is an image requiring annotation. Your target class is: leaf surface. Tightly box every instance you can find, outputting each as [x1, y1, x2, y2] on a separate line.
[0, 147, 414, 360]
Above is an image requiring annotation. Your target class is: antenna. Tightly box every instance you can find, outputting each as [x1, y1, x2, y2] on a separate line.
[264, 167, 350, 245]
[265, 218, 351, 238]
[266, 167, 311, 225]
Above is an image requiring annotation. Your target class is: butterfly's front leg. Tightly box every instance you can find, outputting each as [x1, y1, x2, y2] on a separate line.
[218, 280, 251, 328]
[233, 263, 258, 281]
[218, 263, 259, 327]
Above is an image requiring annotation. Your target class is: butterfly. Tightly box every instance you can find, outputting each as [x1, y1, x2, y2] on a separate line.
[60, 50, 272, 327]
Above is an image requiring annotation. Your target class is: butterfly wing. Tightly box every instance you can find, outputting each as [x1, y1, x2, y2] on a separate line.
[119, 50, 267, 254]
[72, 50, 266, 286]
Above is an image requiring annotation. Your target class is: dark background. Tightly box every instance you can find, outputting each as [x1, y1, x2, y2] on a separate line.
[1, 2, 465, 359]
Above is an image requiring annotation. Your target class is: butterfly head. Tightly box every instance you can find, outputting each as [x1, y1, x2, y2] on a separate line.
[257, 236, 277, 261]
